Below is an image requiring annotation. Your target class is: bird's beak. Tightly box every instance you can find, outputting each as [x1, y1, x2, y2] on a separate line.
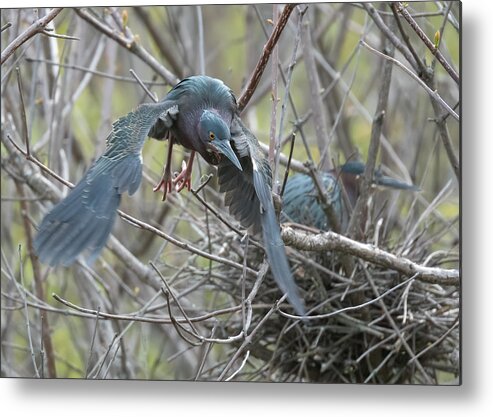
[211, 140, 243, 171]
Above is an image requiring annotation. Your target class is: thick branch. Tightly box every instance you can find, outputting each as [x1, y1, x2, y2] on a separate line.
[281, 226, 459, 286]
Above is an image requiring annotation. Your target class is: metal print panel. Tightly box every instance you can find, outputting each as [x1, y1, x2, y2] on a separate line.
[1, 2, 460, 384]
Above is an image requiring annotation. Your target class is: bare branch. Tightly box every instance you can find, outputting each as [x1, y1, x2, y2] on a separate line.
[237, 4, 296, 112]
[394, 2, 459, 84]
[1, 8, 63, 65]
[281, 226, 459, 286]
[74, 8, 179, 86]
[361, 40, 458, 121]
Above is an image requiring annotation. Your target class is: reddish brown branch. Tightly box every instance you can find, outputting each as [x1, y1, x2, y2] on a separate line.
[237, 4, 297, 112]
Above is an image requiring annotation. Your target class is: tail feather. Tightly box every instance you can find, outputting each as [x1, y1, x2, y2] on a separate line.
[375, 175, 421, 191]
[252, 166, 305, 316]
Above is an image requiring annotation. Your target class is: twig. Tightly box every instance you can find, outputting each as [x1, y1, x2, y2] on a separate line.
[1, 22, 12, 32]
[25, 58, 168, 85]
[423, 4, 460, 182]
[237, 4, 296, 111]
[85, 307, 101, 378]
[394, 2, 459, 84]
[300, 17, 330, 170]
[120, 210, 258, 276]
[280, 275, 417, 320]
[408, 317, 459, 365]
[12, 69, 57, 377]
[280, 132, 297, 197]
[362, 2, 418, 72]
[1, 8, 63, 65]
[217, 295, 286, 381]
[362, 264, 433, 384]
[225, 350, 250, 381]
[273, 8, 302, 189]
[41, 29, 79, 41]
[129, 69, 157, 102]
[50, 292, 257, 325]
[268, 4, 280, 170]
[194, 321, 218, 381]
[74, 8, 179, 86]
[17, 245, 40, 378]
[196, 6, 205, 75]
[15, 68, 30, 157]
[348, 23, 395, 238]
[281, 226, 459, 286]
[361, 41, 458, 121]
[390, 2, 426, 77]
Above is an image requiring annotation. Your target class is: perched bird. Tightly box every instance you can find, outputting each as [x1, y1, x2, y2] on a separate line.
[34, 75, 305, 315]
[282, 161, 419, 231]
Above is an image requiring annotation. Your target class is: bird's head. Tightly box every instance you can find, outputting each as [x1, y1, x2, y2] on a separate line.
[198, 110, 242, 171]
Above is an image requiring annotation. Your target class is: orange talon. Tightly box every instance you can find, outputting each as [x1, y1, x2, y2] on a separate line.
[172, 153, 195, 193]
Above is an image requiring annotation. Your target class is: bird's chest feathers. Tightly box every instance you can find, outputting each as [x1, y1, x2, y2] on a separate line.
[172, 109, 230, 165]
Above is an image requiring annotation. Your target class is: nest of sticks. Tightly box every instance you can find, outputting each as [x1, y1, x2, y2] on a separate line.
[203, 229, 459, 384]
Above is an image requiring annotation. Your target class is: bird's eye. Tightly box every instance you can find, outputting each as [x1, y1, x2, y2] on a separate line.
[209, 132, 215, 141]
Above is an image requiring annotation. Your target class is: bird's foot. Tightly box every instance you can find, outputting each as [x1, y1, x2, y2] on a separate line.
[172, 160, 192, 192]
[153, 168, 173, 201]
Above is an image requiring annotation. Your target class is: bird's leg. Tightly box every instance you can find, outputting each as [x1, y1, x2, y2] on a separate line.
[172, 151, 195, 192]
[153, 137, 175, 201]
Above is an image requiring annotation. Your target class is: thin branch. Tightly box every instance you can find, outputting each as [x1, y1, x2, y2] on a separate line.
[348, 21, 395, 238]
[362, 2, 418, 72]
[129, 69, 157, 102]
[1, 8, 63, 65]
[1, 22, 12, 32]
[390, 2, 427, 76]
[41, 29, 79, 41]
[280, 275, 416, 320]
[217, 295, 286, 381]
[14, 181, 57, 378]
[362, 264, 433, 384]
[300, 17, 331, 170]
[74, 8, 179, 86]
[394, 2, 459, 84]
[25, 58, 168, 85]
[237, 4, 296, 112]
[16, 246, 40, 378]
[361, 40, 458, 121]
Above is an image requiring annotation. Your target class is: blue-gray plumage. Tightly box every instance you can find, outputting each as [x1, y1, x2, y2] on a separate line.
[282, 161, 419, 231]
[149, 76, 242, 198]
[33, 102, 174, 266]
